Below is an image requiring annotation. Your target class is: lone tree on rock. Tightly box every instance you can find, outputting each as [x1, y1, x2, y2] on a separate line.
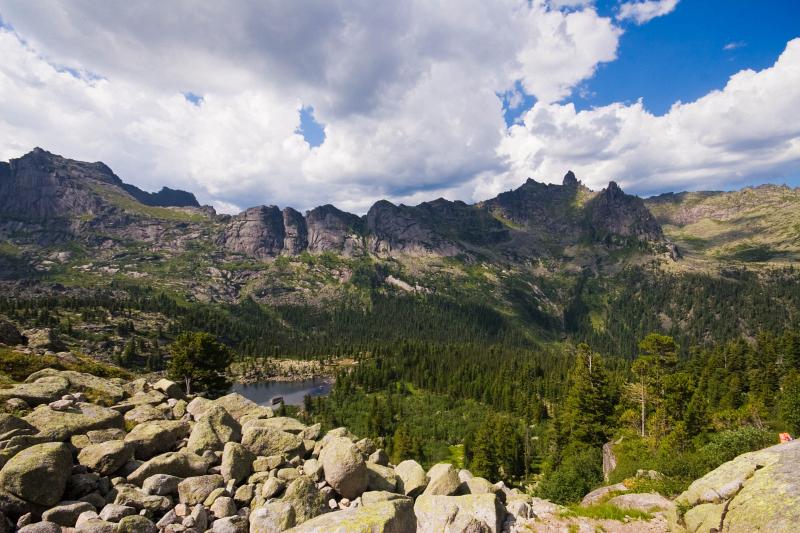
[167, 332, 232, 395]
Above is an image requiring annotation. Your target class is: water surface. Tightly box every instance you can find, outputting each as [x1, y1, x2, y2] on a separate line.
[232, 378, 332, 406]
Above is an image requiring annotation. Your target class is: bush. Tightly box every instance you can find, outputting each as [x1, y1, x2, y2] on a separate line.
[537, 445, 603, 504]
[691, 427, 776, 475]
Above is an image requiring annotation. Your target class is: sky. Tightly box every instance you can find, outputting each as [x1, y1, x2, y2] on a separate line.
[0, 1, 798, 214]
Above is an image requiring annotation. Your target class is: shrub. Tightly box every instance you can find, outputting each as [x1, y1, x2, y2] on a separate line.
[537, 445, 603, 504]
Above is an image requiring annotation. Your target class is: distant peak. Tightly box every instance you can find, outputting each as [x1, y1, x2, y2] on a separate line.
[563, 171, 578, 187]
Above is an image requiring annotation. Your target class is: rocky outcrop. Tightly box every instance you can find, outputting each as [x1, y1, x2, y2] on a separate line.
[221, 206, 285, 259]
[0, 148, 199, 222]
[282, 207, 309, 255]
[305, 204, 364, 255]
[366, 200, 461, 256]
[675, 439, 800, 532]
[586, 181, 663, 243]
[0, 320, 24, 346]
[14, 369, 800, 532]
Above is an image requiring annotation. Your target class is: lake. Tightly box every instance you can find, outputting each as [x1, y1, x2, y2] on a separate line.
[231, 378, 333, 406]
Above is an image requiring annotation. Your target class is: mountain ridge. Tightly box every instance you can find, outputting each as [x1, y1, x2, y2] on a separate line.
[0, 148, 670, 263]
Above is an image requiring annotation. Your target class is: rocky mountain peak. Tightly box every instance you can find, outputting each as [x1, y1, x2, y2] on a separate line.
[563, 170, 579, 187]
[587, 181, 663, 242]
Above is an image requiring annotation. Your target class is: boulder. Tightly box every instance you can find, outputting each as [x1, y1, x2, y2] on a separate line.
[118, 514, 158, 533]
[41, 500, 96, 527]
[394, 460, 428, 497]
[233, 483, 255, 506]
[368, 449, 389, 466]
[112, 484, 172, 513]
[301, 458, 323, 482]
[21, 329, 65, 351]
[220, 442, 253, 485]
[0, 376, 69, 406]
[152, 379, 184, 400]
[366, 462, 397, 492]
[64, 472, 101, 500]
[209, 496, 236, 518]
[212, 515, 249, 533]
[142, 474, 182, 496]
[213, 393, 264, 422]
[124, 420, 190, 459]
[0, 320, 24, 346]
[244, 417, 305, 434]
[414, 493, 504, 533]
[123, 404, 170, 426]
[253, 455, 284, 472]
[463, 477, 503, 501]
[23, 402, 124, 441]
[580, 482, 628, 506]
[112, 390, 167, 413]
[0, 442, 72, 506]
[242, 427, 303, 457]
[282, 476, 327, 524]
[78, 440, 134, 476]
[185, 396, 213, 419]
[186, 405, 241, 454]
[98, 503, 136, 522]
[177, 474, 224, 505]
[87, 428, 127, 444]
[250, 501, 295, 532]
[319, 437, 367, 499]
[0, 414, 37, 439]
[261, 477, 286, 499]
[17, 522, 61, 533]
[301, 423, 321, 441]
[287, 498, 414, 532]
[127, 451, 212, 485]
[422, 463, 460, 496]
[25, 370, 125, 404]
[683, 502, 724, 533]
[677, 439, 800, 532]
[607, 492, 674, 512]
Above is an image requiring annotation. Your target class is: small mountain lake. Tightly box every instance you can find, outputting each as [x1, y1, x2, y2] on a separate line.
[231, 378, 333, 406]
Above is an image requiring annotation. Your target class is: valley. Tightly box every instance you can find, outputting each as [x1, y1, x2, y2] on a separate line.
[1, 148, 800, 531]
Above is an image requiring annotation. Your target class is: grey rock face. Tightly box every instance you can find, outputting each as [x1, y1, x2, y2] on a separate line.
[221, 206, 285, 259]
[282, 207, 308, 255]
[587, 181, 663, 242]
[305, 204, 364, 254]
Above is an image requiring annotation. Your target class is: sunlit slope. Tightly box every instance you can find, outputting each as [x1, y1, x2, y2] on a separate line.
[646, 184, 800, 262]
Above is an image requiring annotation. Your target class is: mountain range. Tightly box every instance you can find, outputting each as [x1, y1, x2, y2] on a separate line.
[0, 148, 674, 262]
[1, 147, 799, 357]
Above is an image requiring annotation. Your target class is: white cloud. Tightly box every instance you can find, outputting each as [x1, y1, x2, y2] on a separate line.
[497, 38, 800, 196]
[724, 41, 747, 51]
[0, 1, 621, 213]
[617, 0, 679, 25]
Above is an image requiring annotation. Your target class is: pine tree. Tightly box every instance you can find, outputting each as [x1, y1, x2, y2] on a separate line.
[560, 343, 613, 446]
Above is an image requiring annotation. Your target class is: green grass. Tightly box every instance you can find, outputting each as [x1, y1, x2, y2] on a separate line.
[561, 503, 654, 521]
[0, 346, 131, 383]
[0, 242, 21, 257]
[448, 444, 466, 469]
[88, 182, 206, 222]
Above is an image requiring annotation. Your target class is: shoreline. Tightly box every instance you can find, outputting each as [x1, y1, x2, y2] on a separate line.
[229, 356, 355, 385]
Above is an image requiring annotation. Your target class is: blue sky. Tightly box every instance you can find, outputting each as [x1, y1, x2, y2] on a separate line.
[581, 0, 800, 115]
[0, 1, 798, 213]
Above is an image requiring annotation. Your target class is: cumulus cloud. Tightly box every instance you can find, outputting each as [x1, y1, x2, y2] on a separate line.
[497, 38, 800, 196]
[617, 0, 679, 25]
[0, 0, 621, 214]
